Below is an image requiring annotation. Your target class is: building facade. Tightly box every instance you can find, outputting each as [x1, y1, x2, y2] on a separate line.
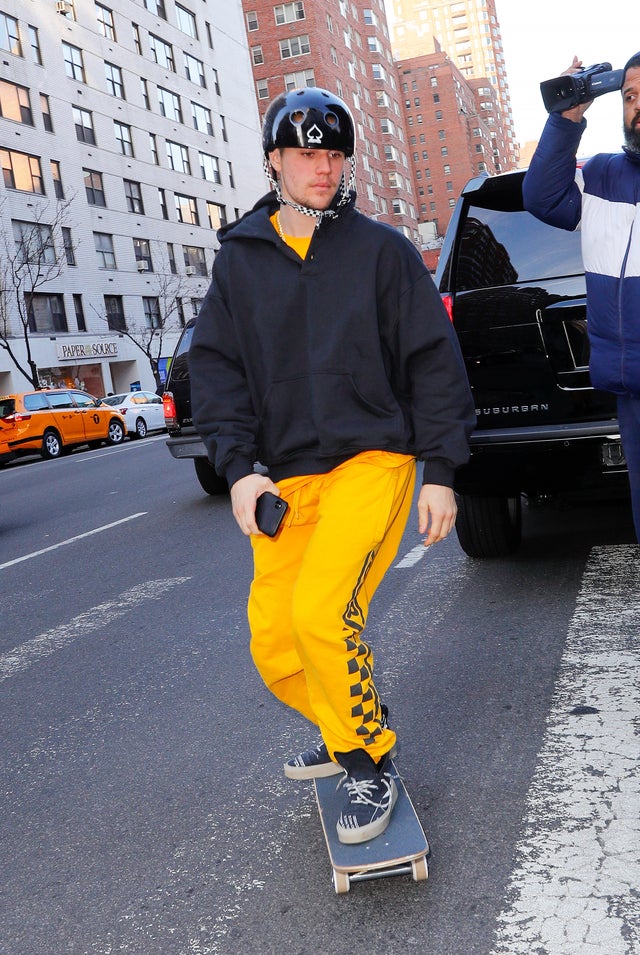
[240, 0, 420, 242]
[389, 0, 518, 169]
[0, 0, 264, 397]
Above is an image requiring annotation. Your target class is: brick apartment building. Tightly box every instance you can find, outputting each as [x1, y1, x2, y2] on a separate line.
[240, 0, 420, 242]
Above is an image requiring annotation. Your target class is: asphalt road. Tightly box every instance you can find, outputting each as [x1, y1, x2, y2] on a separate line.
[0, 438, 637, 955]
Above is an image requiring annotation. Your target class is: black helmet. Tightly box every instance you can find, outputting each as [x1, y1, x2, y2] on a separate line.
[262, 87, 355, 158]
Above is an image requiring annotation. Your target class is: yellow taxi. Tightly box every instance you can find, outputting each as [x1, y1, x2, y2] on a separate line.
[0, 389, 127, 462]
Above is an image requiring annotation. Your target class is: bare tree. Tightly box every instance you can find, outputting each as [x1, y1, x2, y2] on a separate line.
[95, 246, 200, 391]
[0, 198, 76, 388]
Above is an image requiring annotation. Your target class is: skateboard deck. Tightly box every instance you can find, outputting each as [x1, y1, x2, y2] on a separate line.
[314, 759, 430, 893]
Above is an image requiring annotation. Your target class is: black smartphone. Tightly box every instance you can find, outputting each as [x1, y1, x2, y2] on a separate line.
[255, 491, 289, 537]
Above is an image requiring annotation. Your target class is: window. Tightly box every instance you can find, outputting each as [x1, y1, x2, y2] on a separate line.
[166, 141, 191, 174]
[12, 220, 56, 266]
[104, 295, 126, 331]
[50, 161, 64, 199]
[114, 121, 133, 156]
[24, 27, 40, 68]
[251, 46, 263, 66]
[207, 201, 227, 230]
[0, 13, 22, 56]
[199, 152, 220, 183]
[175, 194, 199, 225]
[279, 35, 310, 58]
[133, 238, 152, 272]
[28, 295, 67, 333]
[184, 52, 205, 86]
[175, 4, 198, 38]
[0, 81, 32, 125]
[158, 188, 168, 220]
[246, 10, 258, 31]
[149, 133, 158, 164]
[275, 2, 305, 23]
[73, 294, 86, 331]
[94, 232, 116, 269]
[84, 169, 106, 206]
[143, 0, 166, 16]
[284, 69, 315, 90]
[158, 87, 182, 122]
[96, 3, 116, 40]
[183, 245, 207, 276]
[40, 93, 52, 131]
[124, 179, 144, 214]
[63, 43, 85, 82]
[149, 33, 174, 70]
[63, 228, 76, 266]
[211, 67, 220, 96]
[132, 22, 142, 54]
[1, 149, 44, 193]
[73, 106, 95, 144]
[257, 79, 269, 100]
[167, 243, 177, 273]
[141, 78, 150, 109]
[142, 297, 161, 329]
[105, 62, 125, 98]
[191, 101, 213, 134]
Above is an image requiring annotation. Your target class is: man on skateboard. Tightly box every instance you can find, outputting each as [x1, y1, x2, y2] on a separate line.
[189, 88, 474, 844]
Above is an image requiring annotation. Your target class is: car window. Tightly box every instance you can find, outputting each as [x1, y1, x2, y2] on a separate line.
[0, 397, 16, 417]
[71, 391, 97, 409]
[455, 205, 584, 291]
[46, 391, 75, 409]
[142, 392, 161, 403]
[168, 325, 194, 383]
[21, 393, 50, 411]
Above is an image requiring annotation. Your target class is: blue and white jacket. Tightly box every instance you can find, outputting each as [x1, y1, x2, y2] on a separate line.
[523, 112, 640, 397]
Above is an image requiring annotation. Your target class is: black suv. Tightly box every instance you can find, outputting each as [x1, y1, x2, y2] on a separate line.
[436, 168, 627, 558]
[162, 320, 228, 495]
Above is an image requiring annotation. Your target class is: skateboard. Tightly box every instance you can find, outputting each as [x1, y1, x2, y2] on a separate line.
[314, 759, 430, 894]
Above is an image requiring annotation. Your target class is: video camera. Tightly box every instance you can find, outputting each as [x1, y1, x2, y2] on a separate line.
[540, 62, 624, 113]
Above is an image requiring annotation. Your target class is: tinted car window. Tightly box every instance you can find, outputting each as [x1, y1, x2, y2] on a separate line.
[456, 206, 584, 291]
[23, 393, 50, 411]
[169, 324, 194, 382]
[0, 397, 16, 417]
[46, 391, 74, 409]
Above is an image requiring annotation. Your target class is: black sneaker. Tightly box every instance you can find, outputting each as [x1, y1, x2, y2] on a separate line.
[334, 750, 398, 845]
[284, 742, 343, 780]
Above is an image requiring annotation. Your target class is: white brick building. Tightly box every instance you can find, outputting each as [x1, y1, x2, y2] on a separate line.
[0, 0, 264, 396]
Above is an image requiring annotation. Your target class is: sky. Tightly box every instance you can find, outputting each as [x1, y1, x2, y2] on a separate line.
[494, 0, 637, 154]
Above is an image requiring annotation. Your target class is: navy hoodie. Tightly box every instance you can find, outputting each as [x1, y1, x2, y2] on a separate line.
[189, 190, 474, 488]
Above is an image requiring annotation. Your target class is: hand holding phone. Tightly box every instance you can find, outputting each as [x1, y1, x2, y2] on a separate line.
[255, 491, 289, 537]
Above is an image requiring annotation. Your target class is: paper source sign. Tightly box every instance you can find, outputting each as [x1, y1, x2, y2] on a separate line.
[57, 340, 119, 360]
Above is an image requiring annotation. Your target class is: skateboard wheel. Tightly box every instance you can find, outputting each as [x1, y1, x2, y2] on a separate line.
[332, 871, 351, 894]
[411, 856, 428, 882]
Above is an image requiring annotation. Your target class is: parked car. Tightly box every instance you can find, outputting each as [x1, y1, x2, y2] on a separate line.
[99, 390, 166, 439]
[0, 389, 126, 462]
[436, 168, 627, 558]
[162, 320, 228, 495]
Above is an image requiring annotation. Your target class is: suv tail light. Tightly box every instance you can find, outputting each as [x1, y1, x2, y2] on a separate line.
[441, 293, 454, 323]
[162, 391, 178, 429]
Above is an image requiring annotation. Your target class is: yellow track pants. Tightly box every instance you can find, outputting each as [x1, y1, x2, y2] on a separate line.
[248, 451, 416, 764]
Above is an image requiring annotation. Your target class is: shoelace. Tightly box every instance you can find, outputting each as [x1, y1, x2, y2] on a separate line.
[341, 777, 389, 808]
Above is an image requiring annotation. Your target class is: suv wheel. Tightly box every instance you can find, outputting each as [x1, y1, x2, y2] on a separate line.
[455, 493, 522, 558]
[194, 457, 228, 495]
[107, 419, 125, 445]
[42, 428, 63, 460]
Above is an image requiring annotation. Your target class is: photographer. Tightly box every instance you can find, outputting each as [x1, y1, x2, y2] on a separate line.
[523, 52, 640, 541]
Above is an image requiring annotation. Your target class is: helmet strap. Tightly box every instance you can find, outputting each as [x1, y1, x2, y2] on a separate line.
[263, 155, 357, 227]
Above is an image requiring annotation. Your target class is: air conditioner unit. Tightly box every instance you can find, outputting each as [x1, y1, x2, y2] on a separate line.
[185, 266, 196, 275]
[136, 261, 147, 272]
[56, 1, 73, 15]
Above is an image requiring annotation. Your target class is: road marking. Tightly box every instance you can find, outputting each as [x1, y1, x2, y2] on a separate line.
[395, 543, 430, 567]
[0, 577, 191, 683]
[0, 512, 147, 571]
[491, 544, 640, 954]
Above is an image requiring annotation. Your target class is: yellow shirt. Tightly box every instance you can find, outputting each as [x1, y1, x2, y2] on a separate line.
[270, 212, 312, 260]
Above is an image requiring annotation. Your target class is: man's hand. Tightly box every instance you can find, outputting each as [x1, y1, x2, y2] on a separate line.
[230, 473, 280, 536]
[561, 56, 593, 123]
[417, 484, 457, 547]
